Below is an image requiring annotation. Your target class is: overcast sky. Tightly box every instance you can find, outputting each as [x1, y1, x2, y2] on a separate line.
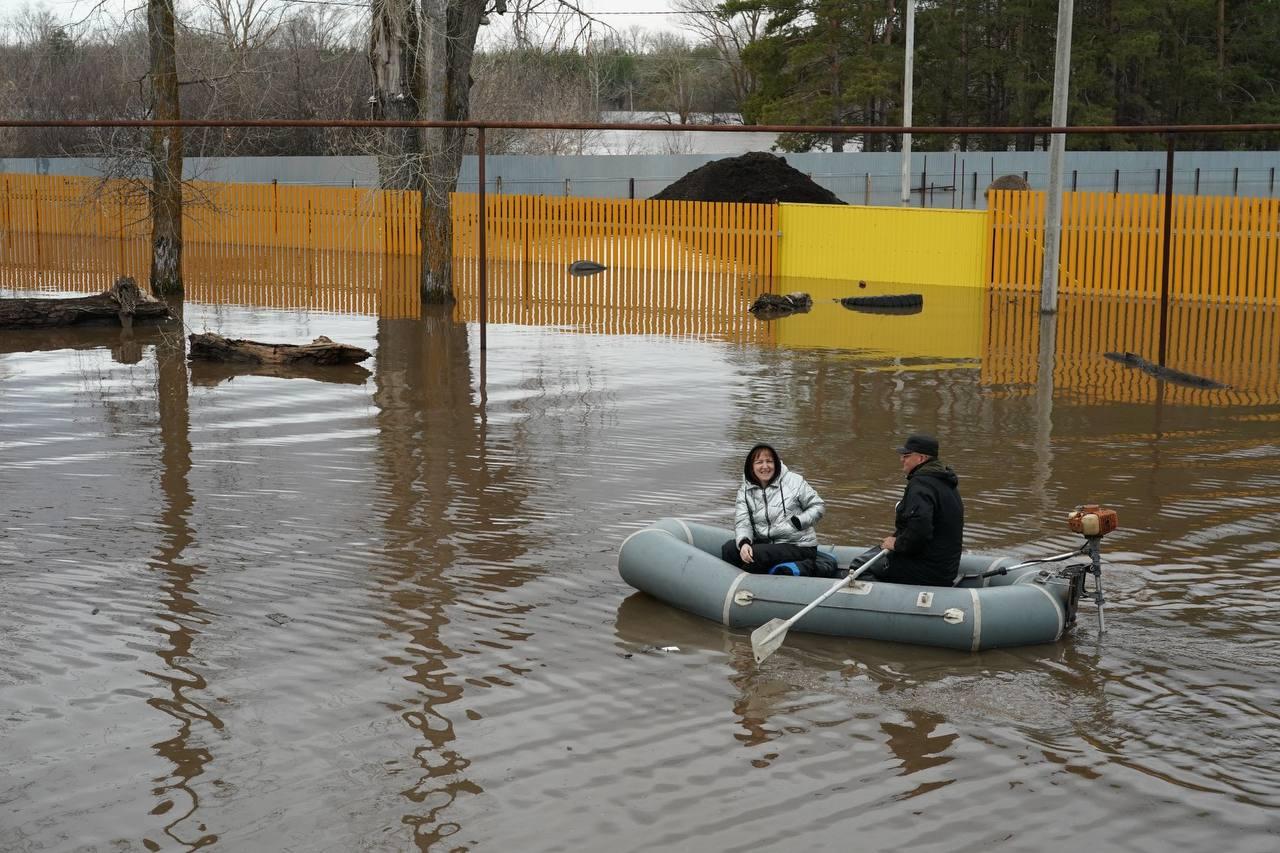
[0, 1, 686, 37]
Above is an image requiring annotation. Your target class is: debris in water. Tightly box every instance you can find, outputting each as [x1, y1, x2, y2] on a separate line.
[1103, 351, 1229, 389]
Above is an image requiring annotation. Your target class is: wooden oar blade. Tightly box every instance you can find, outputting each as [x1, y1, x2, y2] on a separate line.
[751, 618, 790, 664]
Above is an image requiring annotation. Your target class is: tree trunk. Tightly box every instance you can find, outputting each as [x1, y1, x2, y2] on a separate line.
[417, 0, 485, 304]
[148, 0, 183, 297]
[370, 0, 423, 189]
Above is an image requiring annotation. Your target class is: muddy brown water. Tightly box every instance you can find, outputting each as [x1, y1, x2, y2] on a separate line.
[1, 290, 1278, 852]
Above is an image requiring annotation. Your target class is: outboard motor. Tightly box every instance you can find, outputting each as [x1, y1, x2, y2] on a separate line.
[1065, 504, 1119, 634]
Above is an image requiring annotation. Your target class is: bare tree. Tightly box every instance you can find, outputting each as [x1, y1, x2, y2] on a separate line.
[643, 32, 707, 125]
[195, 0, 285, 56]
[147, 0, 183, 296]
[472, 37, 609, 155]
[369, 0, 422, 188]
[417, 0, 489, 303]
[673, 0, 768, 117]
[501, 0, 600, 50]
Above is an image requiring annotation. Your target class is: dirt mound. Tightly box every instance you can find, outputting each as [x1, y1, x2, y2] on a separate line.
[987, 173, 1030, 194]
[652, 151, 845, 205]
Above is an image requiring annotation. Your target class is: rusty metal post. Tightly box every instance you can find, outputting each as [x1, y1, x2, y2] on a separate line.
[478, 126, 487, 352]
[1158, 137, 1175, 367]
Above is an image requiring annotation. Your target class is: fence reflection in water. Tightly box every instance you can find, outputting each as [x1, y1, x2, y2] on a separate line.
[983, 291, 1280, 405]
[453, 260, 776, 345]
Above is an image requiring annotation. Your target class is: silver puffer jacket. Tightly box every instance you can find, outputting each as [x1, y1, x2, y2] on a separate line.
[734, 462, 826, 548]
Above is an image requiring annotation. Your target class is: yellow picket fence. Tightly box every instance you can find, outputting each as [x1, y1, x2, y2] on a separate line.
[7, 172, 1279, 315]
[1, 172, 422, 255]
[448, 193, 778, 338]
[0, 173, 424, 317]
[989, 189, 1280, 302]
[450, 193, 777, 287]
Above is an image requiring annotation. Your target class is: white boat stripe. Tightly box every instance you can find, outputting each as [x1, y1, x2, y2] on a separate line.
[673, 518, 694, 544]
[1029, 582, 1066, 639]
[969, 588, 982, 652]
[723, 572, 749, 625]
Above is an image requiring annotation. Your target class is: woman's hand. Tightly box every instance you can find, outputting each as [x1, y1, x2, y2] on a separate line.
[881, 535, 896, 551]
[739, 543, 754, 564]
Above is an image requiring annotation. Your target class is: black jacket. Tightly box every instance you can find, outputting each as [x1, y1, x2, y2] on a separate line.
[885, 460, 964, 586]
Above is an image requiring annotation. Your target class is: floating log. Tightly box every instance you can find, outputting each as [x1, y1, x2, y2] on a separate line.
[1103, 351, 1230, 390]
[188, 333, 372, 366]
[0, 276, 172, 330]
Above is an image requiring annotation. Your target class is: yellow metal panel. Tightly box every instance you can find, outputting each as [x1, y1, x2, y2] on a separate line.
[778, 203, 988, 287]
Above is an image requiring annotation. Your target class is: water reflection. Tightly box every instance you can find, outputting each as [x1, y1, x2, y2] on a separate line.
[453, 259, 774, 344]
[371, 306, 538, 848]
[882, 709, 956, 791]
[983, 291, 1280, 405]
[0, 319, 176, 360]
[147, 314, 221, 849]
[188, 359, 372, 387]
[6, 236, 1278, 408]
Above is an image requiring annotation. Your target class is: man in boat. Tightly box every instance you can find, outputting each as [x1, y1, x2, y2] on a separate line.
[865, 434, 964, 586]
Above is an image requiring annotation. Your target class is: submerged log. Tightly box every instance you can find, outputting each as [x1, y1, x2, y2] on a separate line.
[188, 333, 372, 366]
[1103, 351, 1230, 390]
[0, 277, 172, 330]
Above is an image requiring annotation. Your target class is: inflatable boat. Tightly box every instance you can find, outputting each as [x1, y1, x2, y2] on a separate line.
[618, 516, 1111, 652]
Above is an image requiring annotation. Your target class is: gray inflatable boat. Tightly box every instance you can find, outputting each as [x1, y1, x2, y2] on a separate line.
[618, 518, 1105, 652]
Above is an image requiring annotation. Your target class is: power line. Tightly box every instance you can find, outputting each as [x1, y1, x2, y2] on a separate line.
[285, 1, 679, 11]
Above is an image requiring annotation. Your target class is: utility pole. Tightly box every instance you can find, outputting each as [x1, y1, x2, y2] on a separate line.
[900, 0, 916, 206]
[1040, 0, 1075, 314]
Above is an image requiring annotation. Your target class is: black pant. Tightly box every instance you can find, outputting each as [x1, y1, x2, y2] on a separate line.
[855, 548, 955, 587]
[720, 539, 817, 574]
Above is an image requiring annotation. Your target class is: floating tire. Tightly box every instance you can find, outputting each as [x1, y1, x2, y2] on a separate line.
[840, 293, 924, 309]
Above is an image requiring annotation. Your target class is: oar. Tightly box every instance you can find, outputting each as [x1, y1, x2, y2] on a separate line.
[750, 549, 889, 665]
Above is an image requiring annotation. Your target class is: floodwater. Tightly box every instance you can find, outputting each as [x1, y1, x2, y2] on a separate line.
[1, 283, 1278, 853]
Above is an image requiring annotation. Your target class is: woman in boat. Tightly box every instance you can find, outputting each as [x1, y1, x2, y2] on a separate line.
[720, 443, 826, 573]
